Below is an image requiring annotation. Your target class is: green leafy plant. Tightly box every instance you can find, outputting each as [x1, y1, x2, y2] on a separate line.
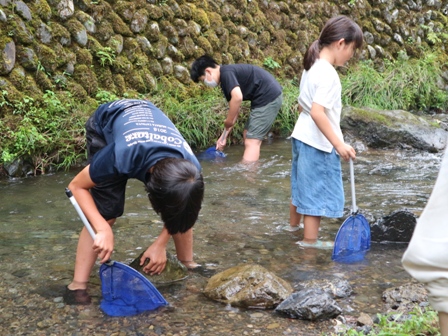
[341, 52, 448, 112]
[330, 306, 440, 335]
[263, 57, 281, 70]
[95, 47, 116, 67]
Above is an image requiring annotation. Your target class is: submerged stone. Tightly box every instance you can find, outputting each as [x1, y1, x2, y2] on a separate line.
[275, 288, 342, 321]
[129, 251, 188, 284]
[203, 264, 293, 309]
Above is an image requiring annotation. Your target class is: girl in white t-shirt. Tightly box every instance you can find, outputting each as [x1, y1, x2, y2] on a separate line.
[288, 16, 363, 248]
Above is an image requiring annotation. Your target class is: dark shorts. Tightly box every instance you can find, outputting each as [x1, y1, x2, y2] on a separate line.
[86, 116, 128, 220]
[245, 93, 283, 140]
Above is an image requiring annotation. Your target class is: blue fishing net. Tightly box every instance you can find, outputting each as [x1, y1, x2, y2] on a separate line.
[332, 214, 371, 263]
[196, 146, 227, 161]
[99, 261, 168, 316]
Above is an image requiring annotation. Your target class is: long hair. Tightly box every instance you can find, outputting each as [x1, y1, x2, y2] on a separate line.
[303, 16, 364, 70]
[146, 158, 204, 235]
[190, 55, 219, 82]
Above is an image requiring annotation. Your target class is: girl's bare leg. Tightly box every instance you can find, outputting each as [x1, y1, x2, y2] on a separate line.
[302, 215, 321, 243]
[289, 201, 302, 228]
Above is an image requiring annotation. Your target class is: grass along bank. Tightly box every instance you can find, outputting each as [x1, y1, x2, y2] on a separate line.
[0, 52, 447, 175]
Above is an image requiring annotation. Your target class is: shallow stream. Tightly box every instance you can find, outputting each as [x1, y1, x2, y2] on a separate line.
[0, 139, 443, 335]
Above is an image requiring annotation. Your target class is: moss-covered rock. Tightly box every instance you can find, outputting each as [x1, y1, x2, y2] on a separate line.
[8, 16, 34, 45]
[30, 0, 52, 22]
[73, 64, 98, 96]
[113, 73, 127, 95]
[111, 54, 133, 74]
[125, 69, 146, 93]
[108, 11, 133, 36]
[146, 4, 164, 20]
[145, 21, 161, 43]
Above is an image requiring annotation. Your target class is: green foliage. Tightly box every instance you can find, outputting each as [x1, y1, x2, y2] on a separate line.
[273, 79, 300, 136]
[263, 57, 281, 70]
[330, 306, 440, 336]
[1, 50, 447, 175]
[0, 90, 88, 173]
[95, 47, 116, 67]
[95, 89, 120, 104]
[150, 84, 234, 149]
[341, 53, 448, 112]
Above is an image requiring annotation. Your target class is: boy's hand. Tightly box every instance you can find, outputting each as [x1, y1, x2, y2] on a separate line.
[335, 143, 356, 162]
[93, 228, 114, 263]
[216, 136, 227, 151]
[141, 244, 167, 275]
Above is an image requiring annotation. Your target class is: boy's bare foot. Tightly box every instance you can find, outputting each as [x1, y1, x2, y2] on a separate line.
[63, 286, 91, 305]
[181, 261, 202, 270]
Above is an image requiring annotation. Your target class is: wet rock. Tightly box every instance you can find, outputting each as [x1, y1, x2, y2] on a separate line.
[275, 288, 342, 321]
[3, 158, 24, 177]
[371, 210, 417, 243]
[15, 1, 32, 21]
[341, 106, 448, 152]
[357, 312, 374, 326]
[204, 264, 293, 309]
[382, 283, 428, 312]
[129, 251, 188, 284]
[0, 39, 15, 75]
[297, 279, 353, 298]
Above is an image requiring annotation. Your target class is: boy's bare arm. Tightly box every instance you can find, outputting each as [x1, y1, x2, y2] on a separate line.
[68, 165, 114, 263]
[224, 86, 243, 129]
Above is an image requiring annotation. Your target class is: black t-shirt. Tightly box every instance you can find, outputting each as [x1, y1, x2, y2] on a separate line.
[220, 64, 282, 108]
[89, 99, 201, 184]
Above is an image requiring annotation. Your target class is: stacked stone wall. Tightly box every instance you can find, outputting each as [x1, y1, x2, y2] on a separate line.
[0, 0, 447, 109]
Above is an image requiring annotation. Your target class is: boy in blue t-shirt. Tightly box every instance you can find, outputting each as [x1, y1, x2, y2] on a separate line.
[65, 99, 204, 304]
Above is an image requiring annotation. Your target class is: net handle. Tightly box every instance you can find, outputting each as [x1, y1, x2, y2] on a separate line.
[65, 188, 96, 240]
[350, 158, 358, 213]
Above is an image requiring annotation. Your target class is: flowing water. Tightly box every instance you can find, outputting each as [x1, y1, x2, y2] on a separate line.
[0, 139, 443, 335]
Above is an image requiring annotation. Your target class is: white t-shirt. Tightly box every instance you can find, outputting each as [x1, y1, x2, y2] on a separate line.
[291, 59, 343, 153]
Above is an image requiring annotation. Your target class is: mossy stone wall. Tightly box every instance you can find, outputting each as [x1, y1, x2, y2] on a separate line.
[1, 0, 447, 113]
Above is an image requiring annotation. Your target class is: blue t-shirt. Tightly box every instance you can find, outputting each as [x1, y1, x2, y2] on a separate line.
[89, 99, 201, 184]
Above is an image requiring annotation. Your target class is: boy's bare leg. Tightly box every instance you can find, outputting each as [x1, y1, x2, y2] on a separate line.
[68, 218, 115, 290]
[440, 312, 448, 336]
[173, 228, 199, 269]
[290, 201, 302, 228]
[242, 129, 262, 163]
[302, 215, 321, 243]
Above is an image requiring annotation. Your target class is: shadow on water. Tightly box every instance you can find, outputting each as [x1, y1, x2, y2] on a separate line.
[0, 139, 443, 335]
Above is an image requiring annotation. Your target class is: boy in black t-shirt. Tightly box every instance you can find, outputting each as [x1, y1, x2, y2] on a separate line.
[65, 99, 204, 304]
[190, 55, 283, 163]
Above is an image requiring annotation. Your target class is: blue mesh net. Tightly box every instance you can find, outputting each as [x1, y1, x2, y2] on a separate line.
[99, 261, 168, 316]
[332, 214, 371, 263]
[196, 146, 227, 161]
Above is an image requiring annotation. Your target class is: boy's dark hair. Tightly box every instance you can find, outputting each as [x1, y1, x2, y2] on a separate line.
[190, 55, 219, 82]
[146, 158, 204, 235]
[303, 15, 364, 70]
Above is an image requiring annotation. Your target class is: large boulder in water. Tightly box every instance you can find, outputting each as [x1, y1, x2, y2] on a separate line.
[129, 251, 188, 284]
[204, 264, 293, 309]
[371, 210, 417, 243]
[341, 106, 448, 152]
